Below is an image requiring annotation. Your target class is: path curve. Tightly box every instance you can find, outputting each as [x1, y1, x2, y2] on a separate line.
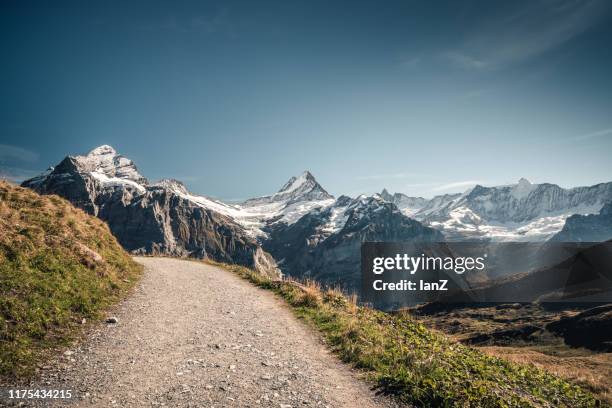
[25, 257, 401, 407]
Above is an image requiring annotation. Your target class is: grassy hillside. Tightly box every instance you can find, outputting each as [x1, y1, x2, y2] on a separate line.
[216, 262, 605, 407]
[0, 181, 142, 378]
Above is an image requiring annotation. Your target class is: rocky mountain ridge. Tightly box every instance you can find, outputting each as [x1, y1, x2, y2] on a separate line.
[21, 145, 280, 278]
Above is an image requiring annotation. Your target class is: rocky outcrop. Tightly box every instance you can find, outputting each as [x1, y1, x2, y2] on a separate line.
[21, 146, 280, 278]
[551, 202, 612, 242]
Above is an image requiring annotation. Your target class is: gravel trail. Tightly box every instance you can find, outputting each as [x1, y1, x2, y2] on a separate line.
[20, 257, 401, 408]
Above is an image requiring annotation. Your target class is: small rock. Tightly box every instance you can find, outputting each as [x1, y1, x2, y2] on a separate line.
[64, 350, 73, 356]
[106, 316, 119, 324]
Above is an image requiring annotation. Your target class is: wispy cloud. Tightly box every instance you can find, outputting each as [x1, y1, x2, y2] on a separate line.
[139, 8, 234, 36]
[399, 56, 421, 69]
[445, 52, 487, 70]
[445, 0, 609, 70]
[429, 180, 484, 192]
[0, 144, 39, 163]
[0, 166, 40, 183]
[355, 172, 430, 181]
[190, 8, 233, 34]
[568, 127, 612, 142]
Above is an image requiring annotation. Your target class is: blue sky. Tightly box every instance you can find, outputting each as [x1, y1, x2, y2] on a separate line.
[1, 0, 611, 200]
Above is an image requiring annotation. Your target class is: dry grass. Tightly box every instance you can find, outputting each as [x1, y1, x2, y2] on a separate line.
[0, 181, 142, 378]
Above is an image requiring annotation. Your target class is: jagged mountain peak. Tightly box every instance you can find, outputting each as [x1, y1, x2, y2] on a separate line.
[88, 144, 117, 156]
[379, 188, 393, 201]
[243, 171, 333, 207]
[70, 145, 147, 185]
[376, 188, 428, 217]
[518, 177, 532, 186]
[278, 171, 318, 193]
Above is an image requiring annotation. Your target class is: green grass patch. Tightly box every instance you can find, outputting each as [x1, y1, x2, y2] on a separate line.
[0, 182, 142, 378]
[215, 262, 605, 408]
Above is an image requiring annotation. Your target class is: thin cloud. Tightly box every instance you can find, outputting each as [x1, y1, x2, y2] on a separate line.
[138, 8, 234, 36]
[569, 127, 612, 142]
[446, 0, 609, 70]
[444, 52, 487, 70]
[356, 172, 431, 181]
[0, 166, 40, 183]
[399, 56, 421, 69]
[429, 180, 484, 192]
[191, 8, 233, 34]
[0, 144, 39, 163]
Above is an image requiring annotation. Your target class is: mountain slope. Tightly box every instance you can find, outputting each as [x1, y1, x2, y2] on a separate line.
[0, 181, 142, 377]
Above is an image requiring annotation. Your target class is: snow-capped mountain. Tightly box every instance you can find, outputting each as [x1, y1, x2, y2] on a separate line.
[21, 145, 280, 277]
[381, 178, 612, 241]
[243, 171, 333, 206]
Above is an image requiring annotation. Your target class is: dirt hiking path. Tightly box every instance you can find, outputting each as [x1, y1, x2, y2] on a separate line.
[23, 257, 400, 408]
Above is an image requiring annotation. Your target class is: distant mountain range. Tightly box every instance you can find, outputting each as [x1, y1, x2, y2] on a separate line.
[21, 145, 612, 288]
[381, 177, 612, 241]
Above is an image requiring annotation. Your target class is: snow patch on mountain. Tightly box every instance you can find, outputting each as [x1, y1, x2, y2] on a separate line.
[90, 171, 147, 193]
